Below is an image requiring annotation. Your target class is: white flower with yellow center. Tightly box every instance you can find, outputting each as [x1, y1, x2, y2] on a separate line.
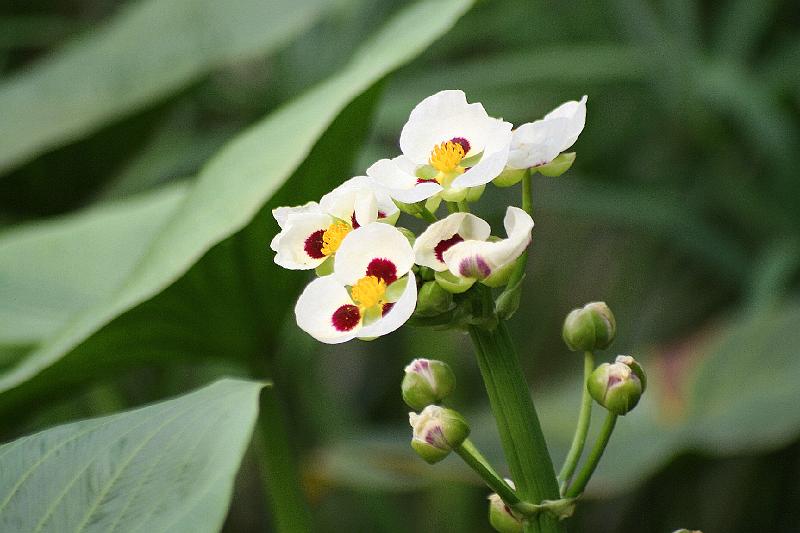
[294, 223, 417, 343]
[507, 95, 587, 169]
[439, 207, 533, 281]
[367, 90, 512, 203]
[270, 177, 397, 270]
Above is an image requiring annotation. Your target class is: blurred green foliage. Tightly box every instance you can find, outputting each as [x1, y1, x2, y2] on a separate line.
[0, 0, 799, 531]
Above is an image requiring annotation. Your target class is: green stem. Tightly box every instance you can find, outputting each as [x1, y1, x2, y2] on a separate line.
[420, 206, 438, 222]
[457, 199, 470, 212]
[446, 201, 459, 214]
[565, 412, 618, 498]
[469, 321, 564, 533]
[455, 438, 519, 505]
[558, 351, 595, 494]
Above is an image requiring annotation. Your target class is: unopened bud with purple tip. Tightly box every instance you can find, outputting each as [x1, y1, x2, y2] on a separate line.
[588, 356, 645, 415]
[402, 358, 456, 410]
[488, 480, 523, 533]
[409, 405, 470, 464]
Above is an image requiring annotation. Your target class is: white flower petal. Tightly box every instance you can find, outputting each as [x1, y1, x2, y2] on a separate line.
[358, 275, 417, 339]
[399, 90, 497, 164]
[450, 119, 512, 189]
[334, 223, 415, 285]
[295, 276, 360, 344]
[507, 96, 587, 169]
[414, 213, 492, 271]
[366, 156, 443, 203]
[272, 202, 321, 229]
[443, 207, 533, 279]
[270, 212, 333, 269]
[319, 175, 397, 227]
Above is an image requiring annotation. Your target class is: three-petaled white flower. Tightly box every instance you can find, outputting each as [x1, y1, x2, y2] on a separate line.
[367, 90, 512, 203]
[294, 223, 417, 343]
[270, 176, 398, 270]
[414, 207, 533, 281]
[507, 95, 587, 169]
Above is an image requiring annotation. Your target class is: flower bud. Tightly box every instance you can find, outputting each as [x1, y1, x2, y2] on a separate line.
[488, 480, 523, 533]
[562, 301, 616, 352]
[414, 281, 454, 317]
[409, 405, 470, 464]
[588, 360, 644, 415]
[402, 358, 456, 410]
[536, 152, 576, 177]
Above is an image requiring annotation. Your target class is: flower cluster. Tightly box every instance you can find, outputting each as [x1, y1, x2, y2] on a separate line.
[271, 90, 586, 343]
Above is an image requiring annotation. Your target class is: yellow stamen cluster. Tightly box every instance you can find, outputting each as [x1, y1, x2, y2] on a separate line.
[350, 275, 387, 309]
[429, 141, 466, 174]
[321, 221, 351, 256]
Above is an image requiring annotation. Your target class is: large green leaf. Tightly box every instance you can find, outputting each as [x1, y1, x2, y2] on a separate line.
[0, 185, 187, 345]
[0, 0, 332, 174]
[0, 378, 263, 532]
[0, 0, 473, 407]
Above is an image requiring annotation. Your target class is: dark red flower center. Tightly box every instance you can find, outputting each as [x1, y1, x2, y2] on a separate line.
[332, 304, 360, 331]
[450, 137, 470, 154]
[351, 210, 388, 229]
[434, 234, 464, 263]
[416, 177, 438, 184]
[366, 258, 398, 284]
[304, 229, 326, 259]
[382, 302, 395, 316]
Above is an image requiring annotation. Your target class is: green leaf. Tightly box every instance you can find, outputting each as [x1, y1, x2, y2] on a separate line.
[0, 378, 264, 532]
[0, 0, 473, 408]
[0, 184, 187, 345]
[0, 0, 333, 174]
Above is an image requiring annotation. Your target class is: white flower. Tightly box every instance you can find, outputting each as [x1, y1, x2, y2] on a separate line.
[367, 90, 512, 202]
[413, 213, 491, 272]
[442, 207, 533, 280]
[507, 95, 587, 169]
[320, 176, 399, 228]
[294, 223, 417, 343]
[270, 178, 397, 270]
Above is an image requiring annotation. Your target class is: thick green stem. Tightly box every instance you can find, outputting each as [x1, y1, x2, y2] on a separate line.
[469, 322, 564, 533]
[558, 351, 595, 494]
[565, 412, 618, 498]
[455, 438, 519, 505]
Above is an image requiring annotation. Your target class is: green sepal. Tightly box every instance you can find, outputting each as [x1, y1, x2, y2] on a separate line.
[435, 270, 475, 294]
[314, 256, 334, 277]
[537, 152, 575, 177]
[415, 164, 438, 181]
[465, 184, 486, 203]
[396, 226, 416, 246]
[385, 276, 409, 301]
[492, 168, 527, 188]
[481, 260, 515, 288]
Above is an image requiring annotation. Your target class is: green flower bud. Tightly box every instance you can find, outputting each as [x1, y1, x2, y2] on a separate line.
[465, 184, 486, 203]
[414, 281, 454, 317]
[588, 360, 644, 415]
[562, 301, 616, 352]
[401, 358, 456, 410]
[488, 479, 522, 533]
[434, 270, 475, 294]
[409, 405, 470, 464]
[537, 152, 576, 177]
[492, 168, 526, 188]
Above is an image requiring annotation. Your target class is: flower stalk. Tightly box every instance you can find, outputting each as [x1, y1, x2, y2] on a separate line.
[558, 350, 595, 494]
[564, 412, 618, 498]
[468, 320, 564, 533]
[454, 438, 520, 506]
